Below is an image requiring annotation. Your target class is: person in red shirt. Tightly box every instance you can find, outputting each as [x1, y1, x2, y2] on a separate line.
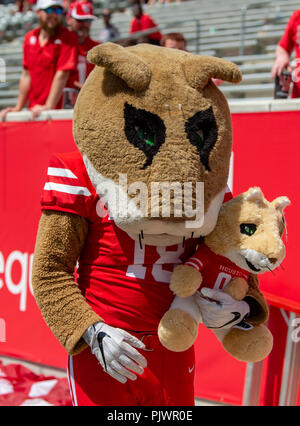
[66, 1, 99, 93]
[1, 0, 78, 120]
[272, 9, 300, 98]
[160, 32, 187, 51]
[129, 4, 162, 46]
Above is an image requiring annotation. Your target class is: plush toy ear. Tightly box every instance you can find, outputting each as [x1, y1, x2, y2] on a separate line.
[183, 56, 242, 91]
[244, 187, 264, 203]
[272, 196, 291, 213]
[87, 42, 152, 91]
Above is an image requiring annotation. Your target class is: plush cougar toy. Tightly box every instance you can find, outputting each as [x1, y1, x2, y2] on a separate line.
[158, 187, 290, 362]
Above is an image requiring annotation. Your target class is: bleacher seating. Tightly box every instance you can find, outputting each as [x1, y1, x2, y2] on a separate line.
[0, 0, 299, 108]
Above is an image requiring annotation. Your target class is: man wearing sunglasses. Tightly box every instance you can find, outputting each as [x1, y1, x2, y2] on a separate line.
[1, 0, 77, 119]
[66, 1, 99, 92]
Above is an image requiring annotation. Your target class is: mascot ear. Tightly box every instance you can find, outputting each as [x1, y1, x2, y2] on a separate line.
[87, 42, 152, 91]
[272, 196, 291, 213]
[183, 56, 242, 90]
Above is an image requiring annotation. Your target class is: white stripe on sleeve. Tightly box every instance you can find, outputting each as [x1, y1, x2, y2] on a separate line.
[44, 182, 91, 196]
[185, 261, 201, 271]
[188, 257, 203, 268]
[47, 167, 78, 179]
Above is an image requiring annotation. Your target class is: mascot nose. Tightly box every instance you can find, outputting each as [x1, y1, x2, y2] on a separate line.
[268, 257, 277, 264]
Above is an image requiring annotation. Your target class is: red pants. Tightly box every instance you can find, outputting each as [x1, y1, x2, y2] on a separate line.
[67, 334, 195, 406]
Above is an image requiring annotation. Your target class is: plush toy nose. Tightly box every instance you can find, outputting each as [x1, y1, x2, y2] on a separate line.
[268, 257, 277, 264]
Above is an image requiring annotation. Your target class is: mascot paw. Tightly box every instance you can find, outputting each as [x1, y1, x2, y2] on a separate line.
[158, 309, 198, 352]
[222, 324, 273, 363]
[170, 265, 202, 297]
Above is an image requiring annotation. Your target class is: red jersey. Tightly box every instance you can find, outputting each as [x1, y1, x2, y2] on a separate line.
[185, 244, 249, 292]
[41, 152, 232, 332]
[23, 26, 78, 108]
[41, 151, 199, 332]
[279, 9, 300, 98]
[67, 36, 99, 89]
[129, 14, 162, 42]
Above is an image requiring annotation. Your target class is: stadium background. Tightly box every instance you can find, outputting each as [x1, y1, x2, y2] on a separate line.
[0, 0, 299, 406]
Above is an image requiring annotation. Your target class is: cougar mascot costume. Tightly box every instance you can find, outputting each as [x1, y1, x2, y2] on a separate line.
[32, 43, 269, 406]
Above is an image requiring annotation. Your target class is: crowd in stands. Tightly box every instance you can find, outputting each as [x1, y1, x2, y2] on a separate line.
[0, 0, 189, 118]
[1, 0, 300, 119]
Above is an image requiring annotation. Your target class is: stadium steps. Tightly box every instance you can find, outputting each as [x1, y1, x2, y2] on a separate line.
[0, 0, 297, 107]
[221, 83, 274, 99]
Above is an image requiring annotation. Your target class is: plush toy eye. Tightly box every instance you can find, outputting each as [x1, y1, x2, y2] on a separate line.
[185, 107, 218, 171]
[240, 223, 257, 236]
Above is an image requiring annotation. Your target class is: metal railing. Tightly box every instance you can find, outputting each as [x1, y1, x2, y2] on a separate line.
[239, 0, 289, 56]
[112, 18, 201, 53]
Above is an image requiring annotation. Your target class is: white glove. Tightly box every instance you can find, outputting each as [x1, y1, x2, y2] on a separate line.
[195, 287, 250, 330]
[83, 322, 147, 384]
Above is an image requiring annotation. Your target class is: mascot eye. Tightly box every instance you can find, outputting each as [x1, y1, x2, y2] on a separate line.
[135, 125, 155, 147]
[185, 107, 218, 171]
[124, 102, 166, 170]
[194, 130, 204, 148]
[240, 223, 257, 236]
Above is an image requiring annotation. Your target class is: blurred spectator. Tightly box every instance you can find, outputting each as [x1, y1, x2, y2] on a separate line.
[1, 0, 77, 119]
[98, 9, 120, 43]
[15, 0, 36, 12]
[62, 0, 92, 12]
[272, 9, 300, 98]
[129, 4, 162, 45]
[66, 0, 98, 96]
[160, 32, 186, 50]
[160, 32, 222, 87]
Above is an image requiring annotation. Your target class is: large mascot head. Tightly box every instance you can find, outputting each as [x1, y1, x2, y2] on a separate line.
[73, 43, 241, 246]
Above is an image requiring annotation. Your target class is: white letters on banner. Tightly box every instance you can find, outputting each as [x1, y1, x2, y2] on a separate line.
[0, 251, 34, 312]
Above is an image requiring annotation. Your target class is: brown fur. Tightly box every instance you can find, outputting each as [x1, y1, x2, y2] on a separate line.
[158, 309, 198, 352]
[223, 325, 273, 363]
[32, 211, 103, 355]
[170, 265, 202, 297]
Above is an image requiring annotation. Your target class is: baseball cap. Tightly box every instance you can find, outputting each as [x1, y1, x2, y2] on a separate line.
[36, 0, 63, 10]
[70, 1, 96, 20]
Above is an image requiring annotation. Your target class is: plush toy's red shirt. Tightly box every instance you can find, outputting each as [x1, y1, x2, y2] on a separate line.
[41, 151, 231, 332]
[185, 244, 249, 292]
